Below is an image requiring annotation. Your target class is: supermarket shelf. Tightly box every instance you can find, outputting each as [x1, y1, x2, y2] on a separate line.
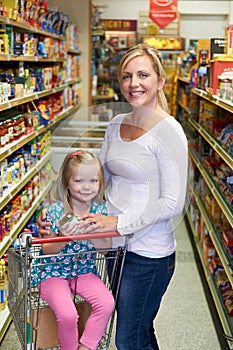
[92, 95, 114, 101]
[0, 79, 81, 113]
[186, 209, 233, 349]
[0, 180, 53, 343]
[189, 148, 233, 228]
[0, 103, 81, 163]
[0, 307, 11, 343]
[193, 191, 233, 286]
[67, 48, 81, 55]
[0, 55, 66, 62]
[0, 15, 64, 40]
[188, 119, 233, 170]
[193, 88, 233, 114]
[178, 76, 190, 84]
[0, 151, 53, 212]
[0, 180, 53, 258]
[177, 100, 192, 115]
[178, 74, 233, 350]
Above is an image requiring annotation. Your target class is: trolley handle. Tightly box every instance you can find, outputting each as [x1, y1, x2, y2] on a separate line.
[30, 231, 119, 245]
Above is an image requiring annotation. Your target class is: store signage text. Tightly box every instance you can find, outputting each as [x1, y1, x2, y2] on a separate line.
[149, 0, 178, 29]
[100, 20, 137, 31]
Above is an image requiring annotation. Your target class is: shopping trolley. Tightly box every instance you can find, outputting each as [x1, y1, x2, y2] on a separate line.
[8, 232, 127, 350]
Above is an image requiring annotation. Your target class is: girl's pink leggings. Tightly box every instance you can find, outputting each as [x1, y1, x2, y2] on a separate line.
[39, 273, 115, 350]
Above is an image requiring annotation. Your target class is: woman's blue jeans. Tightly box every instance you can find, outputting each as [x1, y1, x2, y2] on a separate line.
[115, 251, 175, 350]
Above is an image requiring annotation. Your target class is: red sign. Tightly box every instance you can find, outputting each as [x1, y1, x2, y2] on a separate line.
[149, 0, 178, 29]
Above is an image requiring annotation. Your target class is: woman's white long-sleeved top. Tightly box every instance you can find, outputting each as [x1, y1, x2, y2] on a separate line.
[99, 114, 188, 258]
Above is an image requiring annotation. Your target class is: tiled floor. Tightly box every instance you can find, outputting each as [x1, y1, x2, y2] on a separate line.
[0, 216, 225, 349]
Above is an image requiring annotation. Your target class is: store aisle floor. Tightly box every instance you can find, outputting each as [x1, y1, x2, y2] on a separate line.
[154, 216, 222, 350]
[0, 216, 223, 350]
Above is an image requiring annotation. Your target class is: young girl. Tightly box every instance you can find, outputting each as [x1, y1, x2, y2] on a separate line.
[31, 150, 115, 350]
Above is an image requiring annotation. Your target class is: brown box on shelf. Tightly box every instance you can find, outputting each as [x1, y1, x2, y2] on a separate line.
[212, 198, 221, 224]
[202, 235, 216, 266]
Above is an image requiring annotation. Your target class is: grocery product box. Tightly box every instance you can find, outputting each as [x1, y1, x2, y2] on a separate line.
[210, 38, 225, 59]
[222, 230, 233, 246]
[225, 26, 233, 54]
[202, 235, 216, 266]
[0, 0, 18, 9]
[209, 57, 233, 94]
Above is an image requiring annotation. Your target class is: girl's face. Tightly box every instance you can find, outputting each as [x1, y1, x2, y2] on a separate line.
[120, 55, 165, 109]
[68, 163, 100, 204]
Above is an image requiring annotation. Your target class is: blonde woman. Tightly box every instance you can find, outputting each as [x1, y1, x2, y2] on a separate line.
[39, 44, 188, 350]
[77, 44, 188, 349]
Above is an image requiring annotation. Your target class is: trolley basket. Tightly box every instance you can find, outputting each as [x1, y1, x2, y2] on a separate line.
[8, 232, 127, 350]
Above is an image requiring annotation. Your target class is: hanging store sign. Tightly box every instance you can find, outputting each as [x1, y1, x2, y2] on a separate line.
[149, 0, 178, 29]
[100, 19, 137, 31]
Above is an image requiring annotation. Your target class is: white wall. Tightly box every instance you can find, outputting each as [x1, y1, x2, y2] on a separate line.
[95, 0, 230, 17]
[95, 0, 231, 46]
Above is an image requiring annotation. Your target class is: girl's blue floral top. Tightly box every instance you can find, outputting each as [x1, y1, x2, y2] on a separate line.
[31, 200, 107, 287]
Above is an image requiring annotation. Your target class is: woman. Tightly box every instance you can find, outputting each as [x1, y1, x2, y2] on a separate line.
[81, 43, 188, 350]
[39, 44, 188, 349]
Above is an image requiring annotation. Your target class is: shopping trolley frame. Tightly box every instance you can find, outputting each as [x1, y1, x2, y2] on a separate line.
[8, 232, 127, 350]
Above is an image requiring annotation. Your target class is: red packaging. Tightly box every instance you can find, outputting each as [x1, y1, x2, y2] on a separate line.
[222, 230, 233, 246]
[209, 59, 233, 94]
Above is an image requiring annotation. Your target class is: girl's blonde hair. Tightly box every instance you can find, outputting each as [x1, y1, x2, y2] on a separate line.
[51, 150, 104, 213]
[118, 43, 168, 112]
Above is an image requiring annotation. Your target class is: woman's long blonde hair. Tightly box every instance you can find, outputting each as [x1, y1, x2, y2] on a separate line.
[51, 150, 104, 213]
[118, 43, 168, 112]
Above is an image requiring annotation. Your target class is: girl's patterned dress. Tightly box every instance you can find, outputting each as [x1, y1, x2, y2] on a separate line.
[31, 200, 107, 287]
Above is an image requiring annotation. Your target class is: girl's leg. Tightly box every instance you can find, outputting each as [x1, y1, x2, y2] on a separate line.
[40, 277, 79, 350]
[115, 251, 175, 350]
[70, 273, 115, 350]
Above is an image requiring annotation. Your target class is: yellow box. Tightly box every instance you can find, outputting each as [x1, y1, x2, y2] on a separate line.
[0, 33, 8, 54]
[0, 0, 18, 9]
[225, 25, 233, 54]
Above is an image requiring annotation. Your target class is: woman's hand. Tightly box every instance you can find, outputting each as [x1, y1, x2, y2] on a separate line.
[77, 214, 118, 234]
[59, 221, 80, 237]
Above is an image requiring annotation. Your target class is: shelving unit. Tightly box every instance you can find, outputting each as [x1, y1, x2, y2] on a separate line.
[177, 77, 233, 348]
[0, 12, 82, 342]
